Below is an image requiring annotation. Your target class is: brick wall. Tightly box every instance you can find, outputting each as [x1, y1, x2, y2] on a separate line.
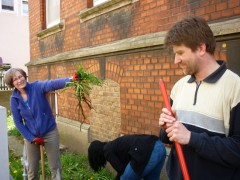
[28, 0, 238, 141]
[90, 79, 121, 141]
[29, 0, 240, 59]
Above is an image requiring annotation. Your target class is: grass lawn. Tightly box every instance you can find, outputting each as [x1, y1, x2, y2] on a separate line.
[7, 114, 115, 180]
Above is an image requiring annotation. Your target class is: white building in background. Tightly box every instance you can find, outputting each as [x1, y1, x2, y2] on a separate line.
[0, 0, 29, 72]
[93, 0, 108, 6]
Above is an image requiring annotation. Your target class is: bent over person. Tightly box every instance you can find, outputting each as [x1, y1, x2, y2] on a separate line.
[4, 68, 74, 180]
[88, 134, 166, 180]
[159, 15, 240, 179]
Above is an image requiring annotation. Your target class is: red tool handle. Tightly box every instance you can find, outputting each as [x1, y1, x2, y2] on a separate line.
[159, 79, 190, 180]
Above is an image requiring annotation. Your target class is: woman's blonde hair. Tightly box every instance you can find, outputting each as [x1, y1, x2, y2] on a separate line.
[3, 68, 27, 88]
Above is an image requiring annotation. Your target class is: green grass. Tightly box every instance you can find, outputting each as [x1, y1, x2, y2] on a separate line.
[7, 114, 22, 138]
[9, 150, 23, 179]
[7, 114, 115, 180]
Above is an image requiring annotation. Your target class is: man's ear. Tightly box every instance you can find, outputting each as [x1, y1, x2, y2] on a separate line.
[198, 43, 207, 56]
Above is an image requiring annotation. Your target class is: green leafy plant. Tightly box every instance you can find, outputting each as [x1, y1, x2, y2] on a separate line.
[65, 65, 103, 124]
[60, 152, 114, 179]
[9, 150, 23, 179]
[7, 114, 22, 138]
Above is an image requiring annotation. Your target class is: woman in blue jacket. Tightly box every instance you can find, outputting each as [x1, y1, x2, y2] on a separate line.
[4, 68, 72, 180]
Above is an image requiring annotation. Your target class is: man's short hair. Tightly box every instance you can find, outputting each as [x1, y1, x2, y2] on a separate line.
[164, 15, 216, 55]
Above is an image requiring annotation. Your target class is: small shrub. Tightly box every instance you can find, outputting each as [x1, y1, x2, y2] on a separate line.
[60, 152, 114, 179]
[7, 114, 21, 138]
[9, 150, 24, 179]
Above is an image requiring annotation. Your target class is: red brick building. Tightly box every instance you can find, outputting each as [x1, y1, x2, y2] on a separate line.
[27, 0, 240, 154]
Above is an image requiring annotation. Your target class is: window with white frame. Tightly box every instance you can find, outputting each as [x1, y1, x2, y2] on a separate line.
[93, 0, 108, 6]
[46, 0, 60, 28]
[1, 0, 17, 13]
[21, 0, 28, 16]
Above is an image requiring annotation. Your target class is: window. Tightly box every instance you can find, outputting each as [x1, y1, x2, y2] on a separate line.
[93, 0, 108, 6]
[46, 0, 60, 28]
[37, 0, 64, 39]
[2, 0, 14, 11]
[21, 0, 28, 16]
[1, 0, 17, 13]
[47, 92, 58, 117]
[226, 39, 240, 76]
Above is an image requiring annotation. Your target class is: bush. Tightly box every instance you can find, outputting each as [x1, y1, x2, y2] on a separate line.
[7, 114, 21, 138]
[9, 150, 23, 179]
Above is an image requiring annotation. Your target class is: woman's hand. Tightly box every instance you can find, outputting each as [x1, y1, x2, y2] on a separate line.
[71, 72, 79, 81]
[32, 137, 44, 145]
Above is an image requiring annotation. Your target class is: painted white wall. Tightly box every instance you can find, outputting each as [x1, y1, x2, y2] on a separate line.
[0, 106, 10, 179]
[0, 0, 29, 72]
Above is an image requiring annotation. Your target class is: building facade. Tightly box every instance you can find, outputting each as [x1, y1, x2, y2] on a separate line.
[0, 0, 29, 110]
[0, 0, 29, 72]
[27, 0, 240, 154]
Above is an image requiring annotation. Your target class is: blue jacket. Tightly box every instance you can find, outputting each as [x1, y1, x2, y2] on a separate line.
[10, 78, 70, 142]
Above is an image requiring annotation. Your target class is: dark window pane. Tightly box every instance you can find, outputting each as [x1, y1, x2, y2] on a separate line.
[2, 5, 14, 11]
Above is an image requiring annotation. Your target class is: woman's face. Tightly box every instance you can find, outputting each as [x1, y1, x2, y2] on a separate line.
[13, 71, 27, 90]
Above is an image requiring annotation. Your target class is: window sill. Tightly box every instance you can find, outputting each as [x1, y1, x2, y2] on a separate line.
[0, 9, 18, 14]
[37, 20, 65, 40]
[78, 0, 139, 22]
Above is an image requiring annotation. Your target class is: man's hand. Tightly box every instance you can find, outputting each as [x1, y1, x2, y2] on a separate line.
[159, 108, 191, 144]
[32, 137, 44, 145]
[165, 120, 191, 145]
[159, 108, 176, 130]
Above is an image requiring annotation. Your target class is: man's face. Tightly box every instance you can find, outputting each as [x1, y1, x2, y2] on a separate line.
[172, 44, 200, 75]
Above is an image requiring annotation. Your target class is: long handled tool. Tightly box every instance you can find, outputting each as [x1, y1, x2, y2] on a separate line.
[21, 141, 28, 180]
[40, 145, 45, 180]
[159, 79, 190, 180]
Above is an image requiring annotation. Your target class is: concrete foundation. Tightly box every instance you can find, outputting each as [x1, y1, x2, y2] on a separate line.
[56, 116, 90, 155]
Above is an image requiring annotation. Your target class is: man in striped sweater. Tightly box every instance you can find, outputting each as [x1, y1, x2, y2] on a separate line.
[159, 15, 240, 180]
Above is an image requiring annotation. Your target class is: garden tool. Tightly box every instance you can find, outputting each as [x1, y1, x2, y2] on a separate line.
[56, 168, 61, 180]
[21, 141, 28, 180]
[40, 144, 45, 180]
[159, 79, 190, 180]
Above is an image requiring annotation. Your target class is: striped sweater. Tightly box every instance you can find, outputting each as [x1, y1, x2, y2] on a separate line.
[160, 61, 240, 180]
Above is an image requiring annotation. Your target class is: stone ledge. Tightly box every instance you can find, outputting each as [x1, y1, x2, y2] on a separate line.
[210, 18, 240, 37]
[37, 20, 65, 40]
[56, 116, 90, 133]
[27, 30, 166, 67]
[78, 0, 139, 22]
[56, 116, 90, 154]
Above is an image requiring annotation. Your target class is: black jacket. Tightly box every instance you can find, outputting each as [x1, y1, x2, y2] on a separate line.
[103, 134, 159, 177]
